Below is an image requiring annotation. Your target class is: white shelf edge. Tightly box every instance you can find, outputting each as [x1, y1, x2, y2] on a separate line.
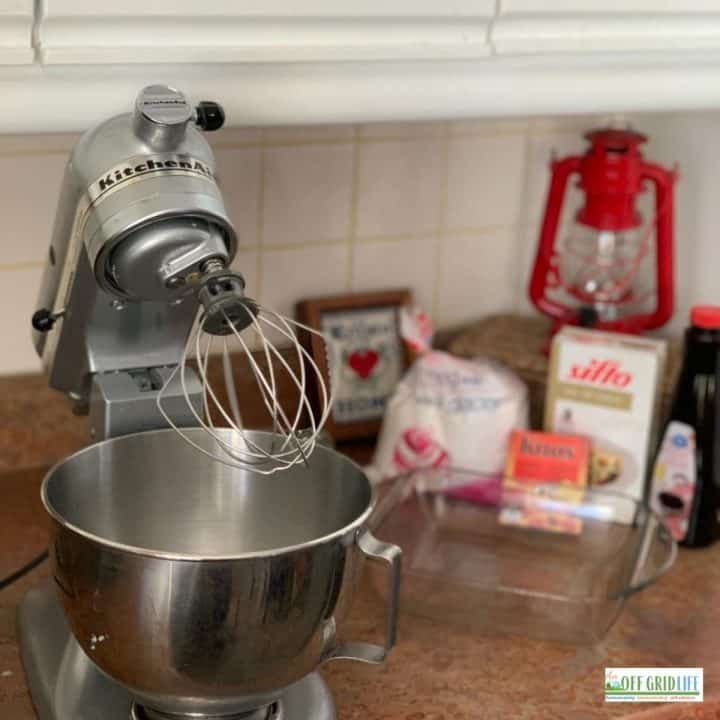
[37, 16, 492, 64]
[0, 49, 33, 65]
[0, 10, 33, 65]
[40, 44, 493, 65]
[492, 14, 720, 54]
[4, 53, 720, 133]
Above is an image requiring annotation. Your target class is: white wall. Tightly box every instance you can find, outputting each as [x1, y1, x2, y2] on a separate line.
[0, 113, 717, 375]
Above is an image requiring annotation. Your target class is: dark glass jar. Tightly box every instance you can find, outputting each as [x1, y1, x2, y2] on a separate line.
[653, 306, 720, 548]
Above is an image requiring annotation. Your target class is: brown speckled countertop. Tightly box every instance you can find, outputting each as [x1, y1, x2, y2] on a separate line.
[2, 467, 720, 720]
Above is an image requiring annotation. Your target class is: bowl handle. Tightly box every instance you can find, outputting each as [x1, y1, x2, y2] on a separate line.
[626, 516, 678, 597]
[322, 530, 402, 665]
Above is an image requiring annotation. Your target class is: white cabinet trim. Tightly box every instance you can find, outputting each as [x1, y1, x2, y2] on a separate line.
[2, 4, 720, 128]
[493, 13, 720, 54]
[0, 1, 33, 65]
[37, 1, 496, 65]
[5, 53, 720, 133]
[499, 0, 720, 12]
[39, 17, 492, 64]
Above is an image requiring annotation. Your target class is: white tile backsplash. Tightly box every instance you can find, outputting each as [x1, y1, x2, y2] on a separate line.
[0, 133, 77, 154]
[230, 249, 260, 300]
[351, 236, 437, 312]
[260, 243, 350, 319]
[449, 118, 530, 136]
[0, 152, 67, 266]
[359, 122, 446, 140]
[262, 125, 355, 143]
[262, 143, 353, 247]
[0, 267, 43, 374]
[640, 112, 720, 334]
[529, 115, 607, 134]
[0, 112, 718, 375]
[215, 147, 262, 248]
[208, 127, 262, 148]
[447, 133, 527, 230]
[356, 138, 445, 238]
[437, 228, 518, 327]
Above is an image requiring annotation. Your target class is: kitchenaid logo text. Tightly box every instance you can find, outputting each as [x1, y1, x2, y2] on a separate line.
[567, 359, 632, 388]
[88, 155, 215, 202]
[141, 98, 186, 106]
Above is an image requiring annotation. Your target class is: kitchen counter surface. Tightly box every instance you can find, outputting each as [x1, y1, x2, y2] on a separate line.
[2, 466, 720, 720]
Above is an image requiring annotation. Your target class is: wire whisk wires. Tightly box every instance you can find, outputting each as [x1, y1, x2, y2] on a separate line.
[156, 300, 338, 474]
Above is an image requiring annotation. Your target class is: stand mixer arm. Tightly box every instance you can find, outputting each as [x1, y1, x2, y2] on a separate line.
[33, 85, 333, 471]
[31, 85, 252, 438]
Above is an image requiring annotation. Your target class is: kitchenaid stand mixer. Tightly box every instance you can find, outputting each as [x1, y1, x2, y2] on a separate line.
[18, 86, 400, 720]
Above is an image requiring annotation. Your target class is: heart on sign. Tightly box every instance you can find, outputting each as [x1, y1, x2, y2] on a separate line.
[348, 348, 379, 380]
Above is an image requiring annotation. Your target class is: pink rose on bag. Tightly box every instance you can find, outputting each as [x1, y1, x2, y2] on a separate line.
[393, 428, 449, 472]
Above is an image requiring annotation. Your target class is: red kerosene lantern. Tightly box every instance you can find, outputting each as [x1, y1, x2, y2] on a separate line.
[528, 128, 676, 334]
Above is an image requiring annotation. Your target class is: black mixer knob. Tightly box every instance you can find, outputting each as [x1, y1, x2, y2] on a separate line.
[195, 102, 225, 132]
[32, 308, 57, 332]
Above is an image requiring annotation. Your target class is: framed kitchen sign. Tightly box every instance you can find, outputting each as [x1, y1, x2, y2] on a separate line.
[296, 290, 412, 441]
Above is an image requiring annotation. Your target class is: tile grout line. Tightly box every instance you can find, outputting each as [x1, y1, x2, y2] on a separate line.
[0, 147, 73, 158]
[230, 222, 519, 255]
[261, 237, 356, 252]
[439, 222, 518, 236]
[212, 126, 528, 151]
[431, 121, 452, 324]
[353, 225, 519, 246]
[0, 227, 521, 272]
[509, 122, 536, 312]
[0, 127, 533, 160]
[346, 125, 361, 290]
[528, 123, 600, 138]
[0, 261, 44, 272]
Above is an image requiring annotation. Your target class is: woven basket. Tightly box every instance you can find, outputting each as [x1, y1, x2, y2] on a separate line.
[448, 314, 681, 430]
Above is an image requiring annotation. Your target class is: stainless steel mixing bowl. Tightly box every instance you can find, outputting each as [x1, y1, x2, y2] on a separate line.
[42, 429, 400, 717]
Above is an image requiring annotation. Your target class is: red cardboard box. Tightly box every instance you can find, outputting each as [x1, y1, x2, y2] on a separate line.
[500, 430, 590, 534]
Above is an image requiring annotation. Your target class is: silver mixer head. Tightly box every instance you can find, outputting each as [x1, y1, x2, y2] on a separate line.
[101, 216, 230, 303]
[33, 83, 334, 470]
[33, 85, 242, 403]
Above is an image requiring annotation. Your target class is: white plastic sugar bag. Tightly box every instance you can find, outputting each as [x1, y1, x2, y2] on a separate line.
[369, 308, 528, 491]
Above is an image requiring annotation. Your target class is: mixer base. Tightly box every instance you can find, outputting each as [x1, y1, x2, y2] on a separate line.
[18, 584, 336, 720]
